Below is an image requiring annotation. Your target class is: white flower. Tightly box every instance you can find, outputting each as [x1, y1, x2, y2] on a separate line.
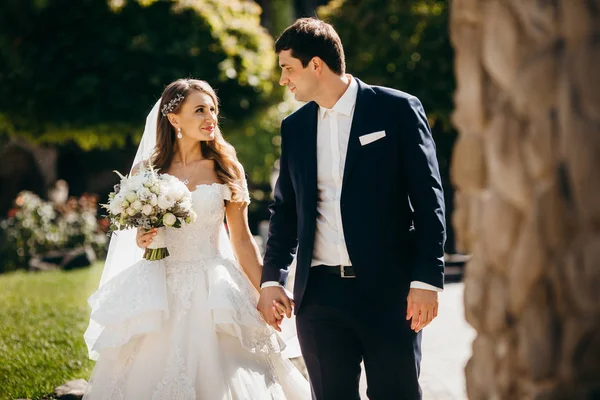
[185, 210, 197, 224]
[66, 212, 78, 224]
[142, 204, 154, 215]
[150, 194, 158, 206]
[38, 204, 56, 219]
[127, 172, 147, 188]
[178, 198, 193, 212]
[131, 200, 142, 210]
[157, 194, 176, 210]
[136, 187, 152, 200]
[121, 200, 130, 209]
[169, 181, 187, 201]
[111, 191, 125, 205]
[151, 184, 161, 194]
[126, 207, 136, 216]
[125, 191, 138, 202]
[109, 201, 123, 215]
[163, 213, 177, 226]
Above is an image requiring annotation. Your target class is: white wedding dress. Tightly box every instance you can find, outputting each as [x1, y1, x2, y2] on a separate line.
[83, 183, 310, 400]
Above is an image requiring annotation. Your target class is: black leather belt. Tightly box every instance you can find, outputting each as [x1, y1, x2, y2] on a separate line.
[313, 265, 356, 278]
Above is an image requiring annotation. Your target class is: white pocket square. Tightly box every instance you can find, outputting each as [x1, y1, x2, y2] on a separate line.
[359, 130, 386, 146]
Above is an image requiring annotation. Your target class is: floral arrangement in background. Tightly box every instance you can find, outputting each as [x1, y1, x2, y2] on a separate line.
[0, 191, 108, 273]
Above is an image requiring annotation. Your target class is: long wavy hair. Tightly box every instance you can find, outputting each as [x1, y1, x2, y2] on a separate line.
[153, 79, 245, 202]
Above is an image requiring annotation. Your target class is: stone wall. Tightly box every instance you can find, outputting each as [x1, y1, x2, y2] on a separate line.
[450, 0, 600, 398]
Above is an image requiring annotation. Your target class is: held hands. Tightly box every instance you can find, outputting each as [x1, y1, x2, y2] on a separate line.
[136, 227, 158, 249]
[257, 286, 294, 332]
[406, 288, 439, 332]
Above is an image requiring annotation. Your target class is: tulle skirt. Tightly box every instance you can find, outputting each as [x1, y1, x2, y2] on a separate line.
[83, 255, 310, 400]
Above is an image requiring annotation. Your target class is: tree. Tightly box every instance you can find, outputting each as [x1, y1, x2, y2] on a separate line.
[294, 0, 329, 18]
[319, 0, 454, 126]
[256, 0, 295, 38]
[0, 0, 284, 182]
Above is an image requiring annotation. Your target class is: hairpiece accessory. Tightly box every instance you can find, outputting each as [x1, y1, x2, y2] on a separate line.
[161, 93, 185, 116]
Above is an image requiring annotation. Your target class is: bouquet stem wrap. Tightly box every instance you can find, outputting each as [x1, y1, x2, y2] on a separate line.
[144, 227, 169, 260]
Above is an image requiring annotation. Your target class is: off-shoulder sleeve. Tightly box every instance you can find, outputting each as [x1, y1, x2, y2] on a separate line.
[222, 167, 250, 204]
[236, 175, 251, 204]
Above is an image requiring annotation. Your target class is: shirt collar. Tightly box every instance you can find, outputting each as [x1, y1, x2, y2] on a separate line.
[318, 75, 359, 120]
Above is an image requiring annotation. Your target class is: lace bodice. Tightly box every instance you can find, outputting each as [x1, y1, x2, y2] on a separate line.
[165, 183, 240, 262]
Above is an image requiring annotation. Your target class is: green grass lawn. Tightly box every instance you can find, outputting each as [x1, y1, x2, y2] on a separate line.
[0, 262, 103, 400]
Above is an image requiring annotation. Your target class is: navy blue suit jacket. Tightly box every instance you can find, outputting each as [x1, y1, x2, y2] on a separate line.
[261, 78, 446, 312]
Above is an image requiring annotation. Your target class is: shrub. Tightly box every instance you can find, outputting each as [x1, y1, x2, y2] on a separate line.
[0, 192, 108, 273]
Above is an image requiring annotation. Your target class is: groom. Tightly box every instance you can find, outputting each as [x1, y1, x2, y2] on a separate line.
[257, 18, 446, 399]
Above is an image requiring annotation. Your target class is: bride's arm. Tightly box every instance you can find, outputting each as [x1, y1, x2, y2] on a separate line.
[225, 201, 263, 291]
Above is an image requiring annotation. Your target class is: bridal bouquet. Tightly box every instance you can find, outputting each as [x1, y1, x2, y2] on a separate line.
[103, 164, 197, 260]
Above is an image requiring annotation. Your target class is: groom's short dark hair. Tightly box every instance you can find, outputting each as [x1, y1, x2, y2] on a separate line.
[275, 18, 346, 75]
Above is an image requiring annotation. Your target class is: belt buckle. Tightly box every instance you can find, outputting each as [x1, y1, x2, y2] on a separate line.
[340, 265, 355, 279]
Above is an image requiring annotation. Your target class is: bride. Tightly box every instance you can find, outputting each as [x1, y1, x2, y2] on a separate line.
[83, 79, 310, 399]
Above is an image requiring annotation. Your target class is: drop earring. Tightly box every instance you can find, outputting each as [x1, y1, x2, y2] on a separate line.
[177, 127, 182, 139]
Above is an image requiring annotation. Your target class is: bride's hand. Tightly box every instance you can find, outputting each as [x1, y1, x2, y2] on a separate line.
[272, 301, 287, 321]
[136, 227, 157, 249]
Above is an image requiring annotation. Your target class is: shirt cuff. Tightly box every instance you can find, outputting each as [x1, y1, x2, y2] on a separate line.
[410, 281, 443, 292]
[261, 281, 284, 290]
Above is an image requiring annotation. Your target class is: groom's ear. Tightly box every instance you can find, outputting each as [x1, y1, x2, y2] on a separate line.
[311, 57, 323, 73]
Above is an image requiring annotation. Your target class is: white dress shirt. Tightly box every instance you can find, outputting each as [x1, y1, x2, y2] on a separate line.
[262, 76, 441, 292]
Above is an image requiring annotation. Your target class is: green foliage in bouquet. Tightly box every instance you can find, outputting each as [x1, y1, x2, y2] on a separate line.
[0, 192, 108, 273]
[0, 0, 286, 183]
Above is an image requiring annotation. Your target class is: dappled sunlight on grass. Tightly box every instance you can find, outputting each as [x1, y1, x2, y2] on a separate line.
[0, 262, 103, 400]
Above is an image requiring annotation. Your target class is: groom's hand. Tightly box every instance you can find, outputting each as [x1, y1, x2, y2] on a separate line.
[257, 286, 293, 332]
[406, 288, 438, 332]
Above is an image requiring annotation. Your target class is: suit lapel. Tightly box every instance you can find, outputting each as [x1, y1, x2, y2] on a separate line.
[342, 80, 376, 188]
[303, 102, 319, 210]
